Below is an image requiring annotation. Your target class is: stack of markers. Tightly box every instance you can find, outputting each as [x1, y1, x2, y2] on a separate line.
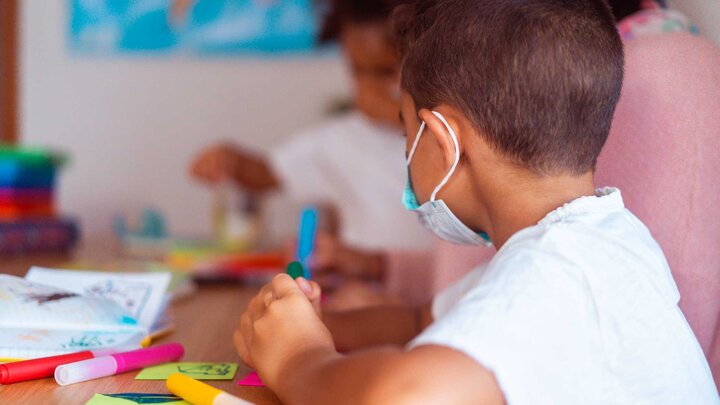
[0, 146, 78, 254]
[0, 343, 183, 386]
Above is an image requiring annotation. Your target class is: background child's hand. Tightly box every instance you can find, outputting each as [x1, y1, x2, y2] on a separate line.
[234, 274, 333, 385]
[306, 232, 386, 288]
[190, 142, 244, 183]
[190, 142, 279, 192]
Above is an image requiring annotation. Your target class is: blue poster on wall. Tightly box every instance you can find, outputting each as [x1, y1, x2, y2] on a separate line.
[69, 0, 324, 56]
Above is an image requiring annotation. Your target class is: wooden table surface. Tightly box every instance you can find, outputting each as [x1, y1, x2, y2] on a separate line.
[0, 256, 282, 405]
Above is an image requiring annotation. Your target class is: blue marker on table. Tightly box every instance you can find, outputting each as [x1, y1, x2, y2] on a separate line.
[296, 206, 319, 279]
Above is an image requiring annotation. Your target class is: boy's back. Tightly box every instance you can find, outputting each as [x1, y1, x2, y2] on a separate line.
[415, 188, 717, 404]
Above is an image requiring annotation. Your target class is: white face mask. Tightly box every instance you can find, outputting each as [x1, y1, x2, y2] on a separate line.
[402, 111, 493, 247]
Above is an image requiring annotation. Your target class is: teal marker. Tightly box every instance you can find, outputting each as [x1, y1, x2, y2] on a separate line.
[296, 206, 319, 279]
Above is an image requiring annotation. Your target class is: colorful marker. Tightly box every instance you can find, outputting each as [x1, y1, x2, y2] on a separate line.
[296, 206, 318, 279]
[0, 345, 141, 385]
[54, 342, 184, 386]
[167, 372, 254, 405]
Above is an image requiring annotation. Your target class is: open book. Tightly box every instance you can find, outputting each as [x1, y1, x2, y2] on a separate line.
[0, 267, 170, 359]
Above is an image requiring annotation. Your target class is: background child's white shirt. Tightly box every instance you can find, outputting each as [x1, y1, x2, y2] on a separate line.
[412, 188, 719, 405]
[269, 112, 433, 250]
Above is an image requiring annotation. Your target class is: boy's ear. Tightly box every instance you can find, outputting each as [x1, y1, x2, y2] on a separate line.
[418, 108, 463, 171]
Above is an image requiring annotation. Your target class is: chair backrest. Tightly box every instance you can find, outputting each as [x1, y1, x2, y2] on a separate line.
[431, 240, 495, 294]
[595, 33, 720, 385]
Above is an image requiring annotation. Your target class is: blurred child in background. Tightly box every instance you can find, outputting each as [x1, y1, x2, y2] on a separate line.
[190, 0, 432, 292]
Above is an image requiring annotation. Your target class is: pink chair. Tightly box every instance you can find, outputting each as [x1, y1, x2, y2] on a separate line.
[595, 33, 720, 386]
[384, 242, 493, 306]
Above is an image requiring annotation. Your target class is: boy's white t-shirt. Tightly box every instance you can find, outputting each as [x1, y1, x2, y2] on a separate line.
[269, 112, 432, 250]
[411, 188, 719, 405]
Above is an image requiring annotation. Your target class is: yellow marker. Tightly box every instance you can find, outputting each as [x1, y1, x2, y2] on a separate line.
[140, 336, 152, 348]
[167, 373, 254, 405]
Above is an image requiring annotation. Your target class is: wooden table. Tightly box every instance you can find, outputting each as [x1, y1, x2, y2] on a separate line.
[0, 256, 282, 405]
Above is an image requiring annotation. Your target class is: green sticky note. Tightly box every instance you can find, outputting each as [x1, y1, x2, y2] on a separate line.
[85, 393, 190, 405]
[135, 362, 239, 380]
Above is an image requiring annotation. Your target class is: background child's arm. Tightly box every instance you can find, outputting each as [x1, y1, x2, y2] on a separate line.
[190, 143, 280, 192]
[322, 302, 433, 351]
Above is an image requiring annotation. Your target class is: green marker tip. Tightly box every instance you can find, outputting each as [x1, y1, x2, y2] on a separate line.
[286, 261, 304, 280]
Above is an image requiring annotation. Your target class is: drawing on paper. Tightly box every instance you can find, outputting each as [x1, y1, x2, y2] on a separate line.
[84, 280, 152, 319]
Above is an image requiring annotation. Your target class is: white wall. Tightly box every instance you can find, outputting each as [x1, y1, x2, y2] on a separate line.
[20, 0, 349, 254]
[668, 0, 720, 45]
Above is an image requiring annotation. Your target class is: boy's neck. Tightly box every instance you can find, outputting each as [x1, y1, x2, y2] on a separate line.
[483, 171, 596, 249]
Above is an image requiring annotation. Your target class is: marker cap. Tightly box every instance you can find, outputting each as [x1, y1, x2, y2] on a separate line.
[112, 342, 184, 373]
[286, 261, 304, 280]
[55, 356, 117, 386]
[0, 364, 8, 384]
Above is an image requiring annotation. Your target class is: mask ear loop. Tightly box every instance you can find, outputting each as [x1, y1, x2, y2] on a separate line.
[430, 111, 460, 202]
[406, 121, 426, 165]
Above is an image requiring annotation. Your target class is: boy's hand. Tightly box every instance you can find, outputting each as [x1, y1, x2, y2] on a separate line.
[234, 274, 334, 386]
[295, 276, 322, 316]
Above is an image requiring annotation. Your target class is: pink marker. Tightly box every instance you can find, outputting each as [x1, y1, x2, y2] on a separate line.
[54, 342, 184, 386]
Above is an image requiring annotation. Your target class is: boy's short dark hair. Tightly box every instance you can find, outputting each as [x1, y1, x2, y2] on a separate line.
[394, 0, 624, 175]
[318, 0, 412, 43]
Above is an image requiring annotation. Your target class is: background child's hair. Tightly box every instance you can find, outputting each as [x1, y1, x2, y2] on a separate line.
[607, 0, 643, 21]
[393, 0, 625, 175]
[318, 0, 414, 43]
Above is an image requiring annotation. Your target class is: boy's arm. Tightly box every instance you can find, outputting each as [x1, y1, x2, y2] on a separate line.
[322, 303, 433, 350]
[237, 275, 501, 404]
[276, 344, 504, 405]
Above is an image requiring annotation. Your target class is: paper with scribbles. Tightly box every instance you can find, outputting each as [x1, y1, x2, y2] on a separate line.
[0, 268, 169, 359]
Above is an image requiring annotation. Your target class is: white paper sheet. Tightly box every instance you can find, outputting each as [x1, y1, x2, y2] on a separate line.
[25, 267, 170, 328]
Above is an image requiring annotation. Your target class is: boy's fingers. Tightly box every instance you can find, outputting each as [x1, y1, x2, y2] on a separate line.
[295, 278, 322, 316]
[247, 284, 272, 321]
[238, 313, 254, 357]
[295, 277, 313, 297]
[295, 277, 321, 298]
[306, 279, 322, 301]
[262, 290, 274, 307]
[234, 325, 251, 367]
[271, 273, 305, 299]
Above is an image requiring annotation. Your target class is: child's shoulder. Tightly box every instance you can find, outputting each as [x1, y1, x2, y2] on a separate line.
[484, 188, 675, 297]
[501, 188, 664, 266]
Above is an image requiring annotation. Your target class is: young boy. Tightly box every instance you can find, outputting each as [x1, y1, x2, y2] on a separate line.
[233, 0, 719, 403]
